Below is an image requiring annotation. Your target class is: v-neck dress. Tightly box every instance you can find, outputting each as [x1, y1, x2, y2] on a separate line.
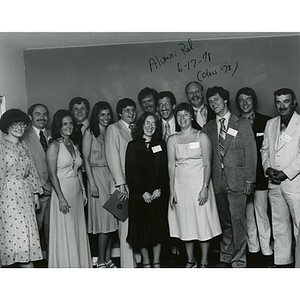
[168, 132, 222, 241]
[48, 141, 92, 268]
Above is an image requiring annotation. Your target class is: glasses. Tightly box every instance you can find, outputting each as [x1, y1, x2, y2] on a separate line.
[123, 108, 137, 114]
[144, 121, 156, 128]
[158, 102, 171, 109]
[10, 122, 27, 129]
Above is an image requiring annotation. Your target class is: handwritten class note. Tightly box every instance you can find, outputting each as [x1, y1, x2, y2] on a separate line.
[148, 38, 239, 82]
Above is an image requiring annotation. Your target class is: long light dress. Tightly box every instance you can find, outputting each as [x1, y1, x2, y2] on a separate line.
[0, 138, 43, 266]
[48, 141, 92, 268]
[87, 131, 117, 234]
[168, 132, 222, 241]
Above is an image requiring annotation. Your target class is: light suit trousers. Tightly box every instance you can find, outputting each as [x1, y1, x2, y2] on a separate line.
[269, 182, 300, 265]
[246, 190, 272, 255]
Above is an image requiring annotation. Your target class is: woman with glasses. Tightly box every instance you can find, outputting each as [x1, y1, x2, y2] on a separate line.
[0, 109, 43, 267]
[125, 112, 169, 267]
[47, 109, 92, 268]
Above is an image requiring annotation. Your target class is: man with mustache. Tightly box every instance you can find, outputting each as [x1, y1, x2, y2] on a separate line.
[185, 81, 215, 128]
[23, 103, 51, 260]
[261, 88, 300, 267]
[138, 87, 158, 113]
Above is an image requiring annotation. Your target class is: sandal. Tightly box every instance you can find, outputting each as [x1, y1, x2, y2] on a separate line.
[200, 263, 209, 268]
[105, 259, 117, 268]
[96, 262, 106, 268]
[186, 260, 198, 268]
[153, 262, 161, 268]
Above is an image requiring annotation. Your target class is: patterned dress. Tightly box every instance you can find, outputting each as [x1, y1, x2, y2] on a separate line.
[0, 138, 43, 266]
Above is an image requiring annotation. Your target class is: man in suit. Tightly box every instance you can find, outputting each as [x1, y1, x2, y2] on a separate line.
[69, 97, 90, 221]
[185, 81, 215, 128]
[236, 87, 273, 266]
[261, 88, 300, 267]
[105, 98, 137, 268]
[202, 86, 257, 268]
[138, 87, 158, 113]
[22, 103, 51, 259]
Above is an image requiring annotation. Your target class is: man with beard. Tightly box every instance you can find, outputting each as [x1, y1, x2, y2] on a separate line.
[22, 103, 51, 260]
[138, 87, 158, 113]
[185, 81, 215, 128]
[261, 88, 300, 267]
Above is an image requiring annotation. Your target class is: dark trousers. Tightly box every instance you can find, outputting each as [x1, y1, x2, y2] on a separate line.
[215, 171, 247, 268]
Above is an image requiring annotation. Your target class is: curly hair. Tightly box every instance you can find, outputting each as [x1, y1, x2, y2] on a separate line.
[131, 112, 162, 140]
[0, 109, 30, 134]
[51, 109, 77, 142]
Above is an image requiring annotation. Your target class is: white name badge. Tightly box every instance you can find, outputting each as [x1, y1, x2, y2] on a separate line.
[281, 132, 292, 143]
[256, 132, 264, 137]
[227, 128, 238, 137]
[152, 145, 162, 153]
[189, 142, 200, 149]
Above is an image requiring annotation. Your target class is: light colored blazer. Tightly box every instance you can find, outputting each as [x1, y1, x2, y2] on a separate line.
[202, 113, 257, 193]
[105, 120, 132, 188]
[22, 125, 52, 192]
[261, 111, 300, 190]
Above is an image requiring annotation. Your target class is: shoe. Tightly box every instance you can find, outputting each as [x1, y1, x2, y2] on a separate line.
[96, 262, 106, 268]
[199, 263, 209, 268]
[263, 254, 274, 267]
[105, 259, 117, 268]
[153, 262, 161, 268]
[186, 260, 198, 268]
[215, 262, 231, 268]
[142, 263, 151, 268]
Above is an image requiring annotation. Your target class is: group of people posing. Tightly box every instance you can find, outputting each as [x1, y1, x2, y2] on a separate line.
[0, 81, 299, 269]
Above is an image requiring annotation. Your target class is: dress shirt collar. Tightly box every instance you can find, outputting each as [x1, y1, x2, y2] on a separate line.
[32, 125, 46, 138]
[216, 111, 231, 129]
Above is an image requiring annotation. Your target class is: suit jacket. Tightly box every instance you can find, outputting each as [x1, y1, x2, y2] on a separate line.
[202, 113, 257, 193]
[261, 111, 300, 191]
[251, 112, 271, 190]
[193, 104, 216, 128]
[22, 125, 52, 194]
[105, 119, 133, 188]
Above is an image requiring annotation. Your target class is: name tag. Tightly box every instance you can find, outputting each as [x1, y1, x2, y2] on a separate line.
[227, 128, 238, 137]
[152, 145, 162, 153]
[189, 142, 200, 149]
[256, 132, 264, 137]
[281, 132, 291, 143]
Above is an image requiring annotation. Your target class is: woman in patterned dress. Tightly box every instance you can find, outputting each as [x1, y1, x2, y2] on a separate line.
[83, 101, 118, 268]
[0, 109, 43, 267]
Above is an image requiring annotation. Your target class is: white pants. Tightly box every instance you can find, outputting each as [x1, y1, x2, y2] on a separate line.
[246, 190, 272, 255]
[118, 218, 136, 268]
[269, 183, 300, 265]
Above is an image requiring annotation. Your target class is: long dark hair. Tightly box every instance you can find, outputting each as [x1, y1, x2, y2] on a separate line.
[89, 101, 113, 138]
[51, 109, 77, 142]
[131, 112, 162, 140]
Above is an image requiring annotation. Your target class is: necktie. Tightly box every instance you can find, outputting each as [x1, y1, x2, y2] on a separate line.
[39, 130, 48, 152]
[164, 122, 170, 142]
[76, 124, 83, 154]
[219, 118, 226, 159]
[129, 123, 135, 131]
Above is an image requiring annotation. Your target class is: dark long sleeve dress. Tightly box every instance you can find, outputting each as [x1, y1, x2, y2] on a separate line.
[125, 137, 169, 249]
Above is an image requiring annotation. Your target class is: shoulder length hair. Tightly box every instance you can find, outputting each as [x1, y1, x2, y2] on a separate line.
[51, 109, 77, 142]
[131, 112, 162, 140]
[90, 101, 114, 138]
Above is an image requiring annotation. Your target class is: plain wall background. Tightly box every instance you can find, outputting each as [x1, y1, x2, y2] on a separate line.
[0, 42, 27, 111]
[24, 34, 300, 123]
